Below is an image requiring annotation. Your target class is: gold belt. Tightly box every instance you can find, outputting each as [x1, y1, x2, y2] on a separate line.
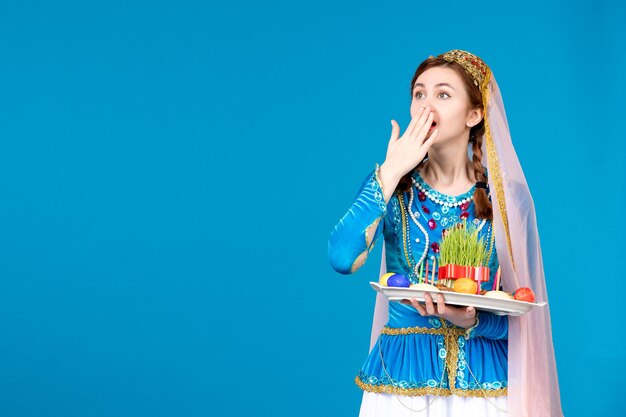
[381, 324, 463, 391]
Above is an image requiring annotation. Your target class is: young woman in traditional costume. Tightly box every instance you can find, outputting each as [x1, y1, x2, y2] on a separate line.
[329, 50, 562, 416]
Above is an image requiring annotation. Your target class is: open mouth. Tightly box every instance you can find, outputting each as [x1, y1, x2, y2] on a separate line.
[429, 121, 437, 130]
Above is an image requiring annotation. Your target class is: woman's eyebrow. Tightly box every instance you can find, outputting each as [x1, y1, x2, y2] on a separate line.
[413, 83, 456, 90]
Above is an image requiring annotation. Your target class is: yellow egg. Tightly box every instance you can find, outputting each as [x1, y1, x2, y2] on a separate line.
[379, 272, 396, 286]
[453, 278, 478, 294]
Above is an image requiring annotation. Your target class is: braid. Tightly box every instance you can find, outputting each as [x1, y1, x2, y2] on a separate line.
[471, 132, 493, 219]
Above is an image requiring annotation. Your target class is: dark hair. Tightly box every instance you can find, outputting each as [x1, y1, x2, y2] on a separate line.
[396, 57, 492, 220]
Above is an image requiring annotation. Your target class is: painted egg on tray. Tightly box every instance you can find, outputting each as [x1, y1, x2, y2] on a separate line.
[387, 274, 410, 288]
[513, 287, 536, 302]
[379, 272, 396, 286]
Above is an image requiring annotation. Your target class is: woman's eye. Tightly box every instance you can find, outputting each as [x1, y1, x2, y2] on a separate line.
[414, 92, 449, 99]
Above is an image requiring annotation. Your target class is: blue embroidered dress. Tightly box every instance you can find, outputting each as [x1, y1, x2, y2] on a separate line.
[328, 166, 508, 398]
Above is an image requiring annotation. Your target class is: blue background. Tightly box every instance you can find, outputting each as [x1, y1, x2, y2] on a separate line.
[1, 0, 624, 415]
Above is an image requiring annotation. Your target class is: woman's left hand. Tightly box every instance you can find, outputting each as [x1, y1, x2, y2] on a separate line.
[401, 293, 477, 328]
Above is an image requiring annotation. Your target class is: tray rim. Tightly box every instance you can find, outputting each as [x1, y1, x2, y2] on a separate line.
[370, 282, 546, 316]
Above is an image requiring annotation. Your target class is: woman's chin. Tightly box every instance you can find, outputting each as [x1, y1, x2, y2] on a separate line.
[428, 133, 470, 149]
[425, 129, 442, 144]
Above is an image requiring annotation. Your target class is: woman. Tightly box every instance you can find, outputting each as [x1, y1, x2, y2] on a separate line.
[328, 50, 562, 416]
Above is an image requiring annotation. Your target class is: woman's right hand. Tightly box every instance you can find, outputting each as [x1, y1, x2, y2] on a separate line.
[380, 106, 438, 182]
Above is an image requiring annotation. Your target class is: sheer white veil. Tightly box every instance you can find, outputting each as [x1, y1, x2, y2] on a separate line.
[369, 64, 563, 417]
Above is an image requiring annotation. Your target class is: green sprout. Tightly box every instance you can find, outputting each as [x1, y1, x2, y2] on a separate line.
[438, 220, 489, 267]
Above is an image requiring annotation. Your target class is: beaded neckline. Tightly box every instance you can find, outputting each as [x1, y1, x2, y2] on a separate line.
[412, 171, 476, 208]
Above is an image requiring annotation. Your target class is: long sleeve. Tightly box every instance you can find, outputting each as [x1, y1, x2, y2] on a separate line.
[328, 167, 388, 275]
[469, 311, 509, 340]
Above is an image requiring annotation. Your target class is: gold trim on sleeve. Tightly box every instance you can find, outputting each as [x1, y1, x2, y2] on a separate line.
[374, 163, 386, 199]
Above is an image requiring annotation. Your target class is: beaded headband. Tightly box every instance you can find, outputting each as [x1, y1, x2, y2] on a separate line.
[434, 49, 490, 88]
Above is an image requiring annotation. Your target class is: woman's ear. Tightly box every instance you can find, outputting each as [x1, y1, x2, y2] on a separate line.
[466, 108, 483, 128]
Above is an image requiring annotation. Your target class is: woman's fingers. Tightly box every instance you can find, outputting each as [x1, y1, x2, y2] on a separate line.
[405, 293, 476, 324]
[407, 106, 428, 137]
[389, 119, 400, 143]
[409, 298, 428, 316]
[422, 128, 438, 146]
[464, 306, 476, 318]
[408, 107, 432, 139]
[436, 293, 446, 315]
[413, 112, 435, 141]
[424, 293, 436, 315]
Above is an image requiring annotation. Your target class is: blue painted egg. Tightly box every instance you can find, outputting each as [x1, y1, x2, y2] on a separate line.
[387, 274, 410, 288]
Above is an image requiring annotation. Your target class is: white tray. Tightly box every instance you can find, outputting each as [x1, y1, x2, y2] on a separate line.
[370, 282, 546, 316]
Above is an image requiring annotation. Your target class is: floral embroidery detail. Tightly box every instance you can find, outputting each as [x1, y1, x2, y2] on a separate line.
[431, 242, 440, 253]
[418, 191, 426, 202]
[460, 201, 470, 211]
[429, 317, 442, 328]
[369, 172, 387, 213]
[460, 211, 469, 220]
[428, 219, 436, 230]
[391, 197, 401, 225]
[422, 205, 430, 214]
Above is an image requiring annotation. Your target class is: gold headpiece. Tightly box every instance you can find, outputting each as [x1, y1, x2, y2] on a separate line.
[436, 49, 490, 89]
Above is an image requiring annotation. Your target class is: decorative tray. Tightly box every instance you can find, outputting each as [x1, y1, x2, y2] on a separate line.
[370, 282, 546, 316]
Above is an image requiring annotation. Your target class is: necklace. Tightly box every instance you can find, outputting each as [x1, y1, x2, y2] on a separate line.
[412, 176, 473, 208]
[398, 194, 422, 280]
[406, 189, 430, 269]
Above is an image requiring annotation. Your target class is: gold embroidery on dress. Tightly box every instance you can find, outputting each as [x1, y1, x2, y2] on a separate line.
[355, 376, 508, 398]
[373, 163, 386, 199]
[398, 194, 413, 270]
[350, 249, 368, 273]
[365, 218, 381, 248]
[355, 376, 453, 397]
[357, 323, 508, 398]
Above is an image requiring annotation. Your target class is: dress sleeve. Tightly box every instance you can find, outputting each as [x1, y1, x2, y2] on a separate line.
[328, 166, 388, 274]
[468, 311, 508, 340]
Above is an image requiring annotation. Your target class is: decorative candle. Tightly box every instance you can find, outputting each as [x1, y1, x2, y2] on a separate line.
[431, 258, 436, 285]
[493, 266, 501, 291]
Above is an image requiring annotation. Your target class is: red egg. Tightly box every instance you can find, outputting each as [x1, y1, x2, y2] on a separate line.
[513, 287, 535, 302]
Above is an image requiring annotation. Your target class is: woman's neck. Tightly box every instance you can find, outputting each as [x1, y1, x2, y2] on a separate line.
[421, 144, 475, 193]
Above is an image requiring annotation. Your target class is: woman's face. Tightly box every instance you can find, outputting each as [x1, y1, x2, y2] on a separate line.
[410, 66, 482, 145]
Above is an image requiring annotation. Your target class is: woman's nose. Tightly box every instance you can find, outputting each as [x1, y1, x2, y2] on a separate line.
[423, 98, 436, 110]
[422, 102, 436, 117]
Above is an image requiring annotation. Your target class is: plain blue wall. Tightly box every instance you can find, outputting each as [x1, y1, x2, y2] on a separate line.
[1, 0, 624, 415]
